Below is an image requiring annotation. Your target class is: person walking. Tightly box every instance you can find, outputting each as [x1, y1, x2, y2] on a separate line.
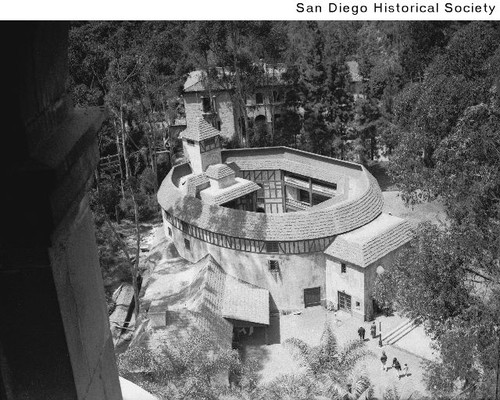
[380, 351, 388, 371]
[392, 357, 402, 379]
[358, 326, 365, 340]
[402, 363, 409, 377]
[371, 321, 377, 338]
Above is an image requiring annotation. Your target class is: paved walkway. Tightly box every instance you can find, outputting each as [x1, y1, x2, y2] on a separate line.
[241, 307, 433, 399]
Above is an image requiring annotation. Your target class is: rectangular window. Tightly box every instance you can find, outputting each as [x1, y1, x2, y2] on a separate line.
[168, 227, 172, 237]
[202, 97, 211, 113]
[268, 260, 280, 272]
[266, 242, 279, 253]
[341, 263, 347, 274]
[256, 92, 264, 104]
[299, 189, 310, 203]
[184, 238, 191, 250]
[203, 137, 217, 152]
[186, 139, 195, 146]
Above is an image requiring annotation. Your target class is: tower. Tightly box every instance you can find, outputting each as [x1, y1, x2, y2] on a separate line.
[179, 117, 222, 174]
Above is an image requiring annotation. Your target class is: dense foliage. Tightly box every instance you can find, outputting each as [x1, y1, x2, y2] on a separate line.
[372, 21, 500, 399]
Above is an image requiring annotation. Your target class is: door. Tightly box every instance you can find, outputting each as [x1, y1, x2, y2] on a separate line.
[304, 287, 321, 307]
[338, 292, 352, 312]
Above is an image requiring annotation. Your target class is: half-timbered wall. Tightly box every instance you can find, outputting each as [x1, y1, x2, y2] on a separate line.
[240, 169, 284, 213]
[164, 210, 335, 254]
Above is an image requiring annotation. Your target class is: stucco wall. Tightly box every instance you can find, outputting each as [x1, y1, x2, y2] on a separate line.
[326, 257, 366, 320]
[215, 91, 238, 140]
[183, 140, 203, 173]
[163, 216, 326, 311]
[326, 249, 402, 321]
[183, 91, 238, 141]
[363, 251, 398, 313]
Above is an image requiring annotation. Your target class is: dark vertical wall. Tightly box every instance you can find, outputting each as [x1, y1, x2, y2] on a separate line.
[0, 22, 122, 400]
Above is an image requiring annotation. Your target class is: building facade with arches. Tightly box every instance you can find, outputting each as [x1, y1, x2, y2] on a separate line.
[182, 67, 289, 144]
[158, 116, 413, 321]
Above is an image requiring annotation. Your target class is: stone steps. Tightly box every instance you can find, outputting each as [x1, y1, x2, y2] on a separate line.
[383, 319, 416, 345]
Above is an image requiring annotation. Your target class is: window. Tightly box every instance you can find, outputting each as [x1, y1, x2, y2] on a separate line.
[203, 137, 217, 151]
[217, 120, 221, 130]
[266, 242, 279, 253]
[355, 301, 361, 310]
[255, 92, 264, 104]
[202, 97, 211, 113]
[268, 259, 280, 272]
[311, 192, 330, 206]
[341, 263, 347, 274]
[186, 139, 195, 146]
[168, 227, 172, 237]
[299, 189, 310, 204]
[184, 238, 191, 250]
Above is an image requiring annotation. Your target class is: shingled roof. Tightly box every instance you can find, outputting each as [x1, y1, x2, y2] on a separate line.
[158, 147, 384, 241]
[181, 173, 210, 197]
[200, 178, 260, 205]
[223, 274, 269, 325]
[134, 254, 269, 354]
[324, 213, 413, 267]
[179, 117, 221, 142]
[183, 70, 229, 92]
[206, 164, 235, 180]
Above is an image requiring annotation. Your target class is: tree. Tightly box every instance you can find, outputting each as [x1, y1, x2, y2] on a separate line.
[118, 331, 242, 400]
[374, 221, 500, 397]
[284, 323, 373, 399]
[285, 22, 354, 157]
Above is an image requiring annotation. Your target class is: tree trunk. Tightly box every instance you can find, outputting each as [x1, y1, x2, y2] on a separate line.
[114, 119, 126, 199]
[129, 183, 141, 320]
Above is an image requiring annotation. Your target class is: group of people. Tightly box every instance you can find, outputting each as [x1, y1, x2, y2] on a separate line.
[357, 323, 409, 380]
[380, 351, 409, 379]
[357, 321, 378, 340]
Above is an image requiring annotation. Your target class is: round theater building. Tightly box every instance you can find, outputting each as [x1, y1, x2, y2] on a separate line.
[158, 118, 413, 321]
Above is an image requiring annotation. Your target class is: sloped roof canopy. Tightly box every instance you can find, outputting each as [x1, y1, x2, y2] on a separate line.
[324, 213, 413, 267]
[206, 164, 235, 180]
[200, 178, 260, 206]
[143, 254, 270, 331]
[179, 117, 220, 142]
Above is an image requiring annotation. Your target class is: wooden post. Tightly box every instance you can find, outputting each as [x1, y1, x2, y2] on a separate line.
[308, 177, 313, 206]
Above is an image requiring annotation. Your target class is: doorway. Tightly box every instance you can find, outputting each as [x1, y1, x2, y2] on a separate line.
[338, 292, 352, 312]
[304, 287, 321, 307]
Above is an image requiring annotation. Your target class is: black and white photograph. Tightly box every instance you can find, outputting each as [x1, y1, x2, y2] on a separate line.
[1, 17, 500, 400]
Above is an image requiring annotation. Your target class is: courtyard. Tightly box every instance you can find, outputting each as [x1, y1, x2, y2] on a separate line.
[240, 306, 436, 399]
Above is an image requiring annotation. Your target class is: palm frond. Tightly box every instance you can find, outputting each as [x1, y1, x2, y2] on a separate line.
[284, 337, 315, 372]
[337, 339, 373, 373]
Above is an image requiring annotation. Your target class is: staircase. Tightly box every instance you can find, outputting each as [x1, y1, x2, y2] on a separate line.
[382, 319, 416, 345]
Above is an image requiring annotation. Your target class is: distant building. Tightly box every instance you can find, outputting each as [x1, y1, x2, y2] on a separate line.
[183, 66, 288, 143]
[158, 116, 412, 321]
[346, 60, 365, 100]
[182, 61, 363, 143]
